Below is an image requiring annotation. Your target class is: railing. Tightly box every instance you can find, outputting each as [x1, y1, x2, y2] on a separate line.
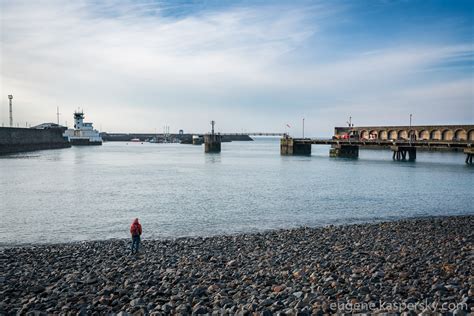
[293, 138, 472, 148]
[222, 133, 286, 136]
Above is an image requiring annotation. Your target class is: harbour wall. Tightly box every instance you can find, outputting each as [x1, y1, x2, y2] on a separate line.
[0, 127, 71, 155]
[101, 133, 253, 142]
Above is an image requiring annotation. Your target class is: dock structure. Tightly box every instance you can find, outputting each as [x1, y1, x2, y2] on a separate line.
[281, 138, 473, 162]
[334, 124, 473, 142]
[465, 148, 474, 165]
[281, 124, 474, 164]
[280, 136, 311, 155]
[329, 144, 359, 158]
[204, 120, 222, 153]
[391, 146, 416, 161]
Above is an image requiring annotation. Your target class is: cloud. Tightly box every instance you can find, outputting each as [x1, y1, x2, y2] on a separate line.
[0, 0, 472, 134]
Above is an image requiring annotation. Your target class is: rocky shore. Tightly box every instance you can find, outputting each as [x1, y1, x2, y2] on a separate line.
[1, 216, 473, 315]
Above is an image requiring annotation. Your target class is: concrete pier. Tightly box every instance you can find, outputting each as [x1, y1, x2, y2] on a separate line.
[0, 127, 71, 155]
[204, 120, 222, 153]
[204, 134, 222, 153]
[279, 123, 472, 164]
[334, 124, 474, 142]
[391, 146, 416, 161]
[465, 148, 473, 165]
[329, 144, 359, 158]
[280, 137, 311, 155]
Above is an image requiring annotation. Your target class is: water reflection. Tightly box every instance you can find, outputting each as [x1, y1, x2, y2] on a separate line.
[205, 153, 221, 164]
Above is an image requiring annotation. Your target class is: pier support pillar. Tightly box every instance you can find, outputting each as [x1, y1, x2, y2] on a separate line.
[329, 145, 359, 158]
[204, 134, 221, 153]
[391, 146, 416, 161]
[280, 137, 311, 155]
[465, 148, 473, 165]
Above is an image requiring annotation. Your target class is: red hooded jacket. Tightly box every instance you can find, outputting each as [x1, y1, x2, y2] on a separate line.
[130, 219, 142, 236]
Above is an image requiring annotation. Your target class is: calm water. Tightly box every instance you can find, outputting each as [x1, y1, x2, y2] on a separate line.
[1, 138, 472, 246]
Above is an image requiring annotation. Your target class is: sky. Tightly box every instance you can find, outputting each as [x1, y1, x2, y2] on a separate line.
[0, 0, 473, 136]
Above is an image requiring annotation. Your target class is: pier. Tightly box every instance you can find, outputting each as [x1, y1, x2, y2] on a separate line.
[281, 138, 473, 163]
[334, 124, 473, 142]
[204, 121, 222, 153]
[0, 126, 71, 155]
[281, 124, 474, 164]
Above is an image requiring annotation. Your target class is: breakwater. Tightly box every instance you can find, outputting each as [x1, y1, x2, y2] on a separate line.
[101, 133, 253, 142]
[0, 127, 70, 155]
[1, 216, 472, 314]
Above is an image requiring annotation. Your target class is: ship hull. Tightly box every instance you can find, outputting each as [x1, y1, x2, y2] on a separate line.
[70, 138, 102, 146]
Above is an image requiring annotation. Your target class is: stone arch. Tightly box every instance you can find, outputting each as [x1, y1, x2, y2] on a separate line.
[468, 130, 474, 141]
[388, 130, 397, 140]
[369, 130, 378, 140]
[419, 130, 429, 140]
[398, 130, 408, 140]
[430, 130, 441, 140]
[379, 130, 388, 140]
[408, 129, 418, 140]
[360, 130, 369, 139]
[454, 129, 467, 141]
[442, 129, 454, 141]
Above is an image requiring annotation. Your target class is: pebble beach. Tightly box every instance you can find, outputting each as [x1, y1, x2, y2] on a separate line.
[1, 216, 473, 315]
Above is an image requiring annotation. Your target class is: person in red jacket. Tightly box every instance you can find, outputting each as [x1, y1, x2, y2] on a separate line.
[130, 218, 142, 254]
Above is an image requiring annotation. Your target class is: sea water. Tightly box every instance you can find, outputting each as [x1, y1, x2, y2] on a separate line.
[0, 138, 472, 246]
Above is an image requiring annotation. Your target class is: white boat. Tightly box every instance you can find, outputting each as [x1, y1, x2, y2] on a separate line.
[63, 111, 102, 145]
[192, 135, 203, 145]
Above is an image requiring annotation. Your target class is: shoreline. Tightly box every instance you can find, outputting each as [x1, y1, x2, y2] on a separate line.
[1, 215, 473, 314]
[2, 214, 470, 249]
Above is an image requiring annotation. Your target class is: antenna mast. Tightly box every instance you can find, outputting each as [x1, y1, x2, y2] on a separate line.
[56, 106, 61, 125]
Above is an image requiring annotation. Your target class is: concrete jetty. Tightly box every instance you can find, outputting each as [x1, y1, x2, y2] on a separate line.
[204, 121, 221, 153]
[0, 126, 71, 155]
[281, 124, 474, 164]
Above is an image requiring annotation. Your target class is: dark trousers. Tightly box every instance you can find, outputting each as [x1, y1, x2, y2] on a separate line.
[131, 235, 140, 253]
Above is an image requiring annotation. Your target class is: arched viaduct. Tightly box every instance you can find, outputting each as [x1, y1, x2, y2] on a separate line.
[335, 125, 474, 142]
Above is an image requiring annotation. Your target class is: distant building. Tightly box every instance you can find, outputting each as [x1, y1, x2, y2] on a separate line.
[179, 129, 184, 135]
[31, 122, 66, 130]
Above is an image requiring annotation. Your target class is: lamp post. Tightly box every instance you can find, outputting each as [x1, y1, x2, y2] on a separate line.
[409, 114, 413, 143]
[8, 95, 13, 127]
[302, 118, 305, 138]
[56, 106, 61, 125]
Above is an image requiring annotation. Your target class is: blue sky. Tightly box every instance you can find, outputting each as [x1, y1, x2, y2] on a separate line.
[0, 0, 472, 135]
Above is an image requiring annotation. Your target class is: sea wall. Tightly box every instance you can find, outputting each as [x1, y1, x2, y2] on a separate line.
[101, 133, 254, 142]
[0, 127, 71, 155]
